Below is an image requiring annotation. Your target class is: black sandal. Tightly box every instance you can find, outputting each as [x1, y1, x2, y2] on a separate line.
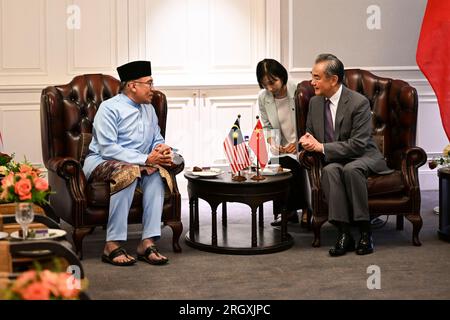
[101, 247, 136, 266]
[137, 245, 169, 265]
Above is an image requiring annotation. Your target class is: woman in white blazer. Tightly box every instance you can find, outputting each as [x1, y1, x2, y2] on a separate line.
[256, 59, 309, 227]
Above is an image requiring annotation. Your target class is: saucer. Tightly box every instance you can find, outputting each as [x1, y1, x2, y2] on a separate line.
[10, 229, 67, 240]
[188, 168, 223, 177]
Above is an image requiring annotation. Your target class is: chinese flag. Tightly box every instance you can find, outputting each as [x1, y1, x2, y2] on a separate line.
[248, 119, 268, 169]
[416, 0, 450, 140]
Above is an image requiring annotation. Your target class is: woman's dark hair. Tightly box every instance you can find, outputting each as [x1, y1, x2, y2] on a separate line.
[256, 59, 288, 89]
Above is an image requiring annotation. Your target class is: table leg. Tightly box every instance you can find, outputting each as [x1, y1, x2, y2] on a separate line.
[212, 209, 217, 246]
[281, 205, 288, 241]
[189, 198, 195, 240]
[222, 202, 227, 228]
[194, 198, 199, 231]
[251, 207, 257, 247]
[258, 204, 264, 228]
[273, 200, 279, 221]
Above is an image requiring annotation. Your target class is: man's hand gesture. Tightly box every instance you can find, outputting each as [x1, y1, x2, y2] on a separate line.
[299, 133, 324, 153]
[146, 144, 173, 166]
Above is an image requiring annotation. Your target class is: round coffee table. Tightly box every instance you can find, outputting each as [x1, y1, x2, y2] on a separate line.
[184, 170, 293, 254]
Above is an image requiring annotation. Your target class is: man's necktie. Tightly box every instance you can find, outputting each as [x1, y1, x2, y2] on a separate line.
[324, 99, 334, 142]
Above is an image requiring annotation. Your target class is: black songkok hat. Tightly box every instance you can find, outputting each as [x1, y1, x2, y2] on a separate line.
[116, 61, 152, 82]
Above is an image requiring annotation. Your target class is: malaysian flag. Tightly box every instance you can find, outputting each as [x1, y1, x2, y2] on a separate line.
[223, 117, 251, 174]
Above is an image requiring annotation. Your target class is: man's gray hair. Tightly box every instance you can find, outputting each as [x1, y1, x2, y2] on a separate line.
[315, 53, 344, 83]
[119, 81, 129, 93]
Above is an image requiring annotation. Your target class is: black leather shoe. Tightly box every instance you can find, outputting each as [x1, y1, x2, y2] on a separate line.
[356, 232, 374, 255]
[270, 212, 299, 227]
[329, 233, 355, 257]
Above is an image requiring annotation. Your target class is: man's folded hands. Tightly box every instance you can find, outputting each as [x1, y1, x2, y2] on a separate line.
[299, 133, 324, 153]
[147, 144, 174, 166]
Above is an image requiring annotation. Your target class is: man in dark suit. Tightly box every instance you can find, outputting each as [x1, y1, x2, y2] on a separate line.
[299, 54, 392, 256]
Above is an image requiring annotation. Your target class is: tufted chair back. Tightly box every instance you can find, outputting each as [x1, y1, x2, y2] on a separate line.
[41, 74, 183, 258]
[41, 74, 167, 166]
[295, 69, 427, 247]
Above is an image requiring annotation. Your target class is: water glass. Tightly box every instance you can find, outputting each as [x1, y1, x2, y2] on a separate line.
[15, 202, 34, 240]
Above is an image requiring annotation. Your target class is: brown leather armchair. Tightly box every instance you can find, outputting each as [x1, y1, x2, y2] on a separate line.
[295, 69, 427, 247]
[40, 74, 184, 258]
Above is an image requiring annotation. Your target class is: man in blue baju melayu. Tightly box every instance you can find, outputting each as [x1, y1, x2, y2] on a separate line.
[83, 60, 173, 266]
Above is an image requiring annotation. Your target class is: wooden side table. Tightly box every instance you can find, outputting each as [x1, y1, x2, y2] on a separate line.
[184, 171, 294, 254]
[438, 167, 450, 242]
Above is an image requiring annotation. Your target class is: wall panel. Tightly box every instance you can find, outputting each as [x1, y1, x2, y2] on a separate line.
[0, 0, 46, 75]
[67, 0, 118, 73]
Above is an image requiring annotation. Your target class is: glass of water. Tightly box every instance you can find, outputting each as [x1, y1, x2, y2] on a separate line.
[15, 202, 34, 240]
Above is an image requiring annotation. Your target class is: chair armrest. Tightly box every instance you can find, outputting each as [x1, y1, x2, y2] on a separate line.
[400, 146, 427, 189]
[46, 157, 87, 224]
[298, 150, 324, 170]
[167, 153, 185, 175]
[402, 146, 427, 169]
[47, 157, 85, 180]
[47, 156, 87, 194]
[298, 150, 325, 191]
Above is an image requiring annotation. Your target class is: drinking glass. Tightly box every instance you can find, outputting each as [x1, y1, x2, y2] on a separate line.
[267, 128, 281, 163]
[15, 202, 34, 240]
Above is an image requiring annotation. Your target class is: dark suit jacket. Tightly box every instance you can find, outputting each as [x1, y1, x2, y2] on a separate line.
[306, 85, 391, 174]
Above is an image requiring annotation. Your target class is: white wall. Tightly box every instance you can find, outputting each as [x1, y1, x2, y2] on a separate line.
[0, 0, 445, 190]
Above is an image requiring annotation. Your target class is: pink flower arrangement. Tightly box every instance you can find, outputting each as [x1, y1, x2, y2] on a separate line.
[0, 157, 51, 204]
[1, 269, 86, 300]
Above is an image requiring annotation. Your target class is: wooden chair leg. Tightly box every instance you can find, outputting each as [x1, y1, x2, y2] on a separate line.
[72, 227, 92, 260]
[300, 207, 312, 230]
[166, 221, 183, 253]
[405, 214, 422, 246]
[311, 215, 327, 247]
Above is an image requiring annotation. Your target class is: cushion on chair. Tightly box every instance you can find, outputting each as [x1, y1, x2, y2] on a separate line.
[86, 182, 140, 207]
[86, 182, 111, 207]
[367, 170, 405, 197]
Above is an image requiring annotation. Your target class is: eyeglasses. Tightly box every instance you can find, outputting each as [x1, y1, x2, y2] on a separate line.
[133, 81, 154, 88]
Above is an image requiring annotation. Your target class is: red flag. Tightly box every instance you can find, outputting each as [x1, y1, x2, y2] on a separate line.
[223, 118, 251, 174]
[249, 119, 268, 169]
[416, 0, 450, 140]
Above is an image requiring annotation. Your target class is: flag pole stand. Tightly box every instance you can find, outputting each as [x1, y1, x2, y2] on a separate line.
[251, 161, 265, 181]
[232, 170, 246, 182]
